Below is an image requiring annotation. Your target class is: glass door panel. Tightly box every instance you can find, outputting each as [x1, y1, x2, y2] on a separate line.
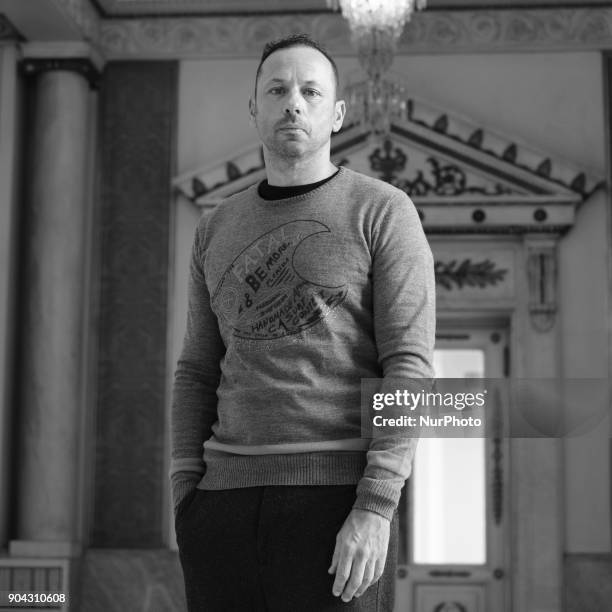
[412, 349, 487, 565]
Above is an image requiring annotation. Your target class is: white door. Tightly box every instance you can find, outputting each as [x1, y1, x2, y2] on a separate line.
[394, 327, 510, 612]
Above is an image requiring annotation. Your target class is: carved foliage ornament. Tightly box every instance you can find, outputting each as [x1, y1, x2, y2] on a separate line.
[435, 259, 508, 290]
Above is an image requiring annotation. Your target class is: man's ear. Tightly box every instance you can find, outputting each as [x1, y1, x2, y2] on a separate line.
[248, 98, 257, 125]
[332, 99, 346, 133]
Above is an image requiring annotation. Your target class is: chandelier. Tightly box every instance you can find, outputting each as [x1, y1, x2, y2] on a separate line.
[327, 0, 427, 137]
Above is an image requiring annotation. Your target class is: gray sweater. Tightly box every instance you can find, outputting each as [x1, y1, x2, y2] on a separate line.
[170, 166, 436, 521]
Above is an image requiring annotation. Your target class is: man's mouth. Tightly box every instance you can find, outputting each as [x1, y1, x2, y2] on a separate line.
[278, 124, 306, 132]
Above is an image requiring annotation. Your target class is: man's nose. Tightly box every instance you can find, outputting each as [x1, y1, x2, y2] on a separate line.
[284, 89, 303, 116]
[284, 107, 301, 120]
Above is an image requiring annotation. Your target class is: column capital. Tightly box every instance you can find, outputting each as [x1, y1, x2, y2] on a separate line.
[20, 41, 104, 89]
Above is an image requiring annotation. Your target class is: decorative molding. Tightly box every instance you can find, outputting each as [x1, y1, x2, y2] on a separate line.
[395, 98, 603, 200]
[174, 91, 603, 234]
[100, 14, 346, 59]
[434, 259, 508, 290]
[401, 7, 612, 52]
[174, 94, 604, 214]
[95, 0, 324, 17]
[369, 140, 515, 197]
[174, 120, 599, 234]
[433, 246, 516, 301]
[100, 8, 612, 59]
[48, 0, 101, 42]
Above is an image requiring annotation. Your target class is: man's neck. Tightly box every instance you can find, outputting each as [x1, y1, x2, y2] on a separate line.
[263, 149, 337, 187]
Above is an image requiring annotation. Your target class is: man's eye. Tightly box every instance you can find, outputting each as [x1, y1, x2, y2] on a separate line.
[304, 89, 320, 97]
[269, 87, 285, 94]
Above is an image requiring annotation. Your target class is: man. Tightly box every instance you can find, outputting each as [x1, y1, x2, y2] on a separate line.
[170, 34, 435, 611]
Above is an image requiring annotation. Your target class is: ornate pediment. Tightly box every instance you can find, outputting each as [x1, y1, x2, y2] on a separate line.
[173, 96, 604, 234]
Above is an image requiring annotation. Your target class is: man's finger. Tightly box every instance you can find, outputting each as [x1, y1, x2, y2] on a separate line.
[341, 552, 367, 602]
[353, 558, 375, 597]
[328, 543, 339, 574]
[373, 557, 385, 583]
[332, 548, 353, 597]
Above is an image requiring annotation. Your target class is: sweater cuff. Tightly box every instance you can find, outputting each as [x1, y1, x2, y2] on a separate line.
[171, 471, 202, 515]
[352, 476, 403, 521]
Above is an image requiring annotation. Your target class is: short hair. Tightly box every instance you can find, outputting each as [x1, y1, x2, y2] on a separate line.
[254, 34, 340, 96]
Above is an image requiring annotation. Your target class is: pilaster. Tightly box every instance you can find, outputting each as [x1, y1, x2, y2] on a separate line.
[0, 22, 21, 551]
[510, 234, 564, 612]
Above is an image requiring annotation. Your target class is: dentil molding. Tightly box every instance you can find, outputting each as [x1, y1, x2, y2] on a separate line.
[99, 8, 612, 59]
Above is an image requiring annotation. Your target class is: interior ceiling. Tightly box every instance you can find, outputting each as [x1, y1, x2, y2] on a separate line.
[92, 0, 612, 18]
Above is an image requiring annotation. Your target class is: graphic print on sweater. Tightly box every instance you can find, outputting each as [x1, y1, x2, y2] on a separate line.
[212, 220, 347, 340]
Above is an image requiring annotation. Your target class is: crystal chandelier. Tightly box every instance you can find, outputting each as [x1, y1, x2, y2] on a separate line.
[327, 0, 427, 137]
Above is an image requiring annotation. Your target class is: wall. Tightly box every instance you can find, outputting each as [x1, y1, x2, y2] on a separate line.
[174, 52, 610, 562]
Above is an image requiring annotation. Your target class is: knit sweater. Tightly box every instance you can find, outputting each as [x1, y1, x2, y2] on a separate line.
[169, 166, 436, 521]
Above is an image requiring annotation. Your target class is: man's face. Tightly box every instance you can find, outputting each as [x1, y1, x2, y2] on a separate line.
[250, 46, 345, 161]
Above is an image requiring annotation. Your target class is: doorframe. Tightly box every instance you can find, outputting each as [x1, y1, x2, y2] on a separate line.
[395, 319, 512, 612]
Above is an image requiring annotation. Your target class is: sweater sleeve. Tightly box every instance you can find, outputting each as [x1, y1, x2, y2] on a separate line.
[352, 192, 436, 520]
[169, 218, 225, 516]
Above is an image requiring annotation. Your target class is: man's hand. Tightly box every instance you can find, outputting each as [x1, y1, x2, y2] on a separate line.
[328, 508, 390, 602]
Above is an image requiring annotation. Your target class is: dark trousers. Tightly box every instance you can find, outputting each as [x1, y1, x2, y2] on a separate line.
[175, 485, 398, 611]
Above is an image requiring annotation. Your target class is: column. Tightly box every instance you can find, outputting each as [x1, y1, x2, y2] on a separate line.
[10, 44, 101, 558]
